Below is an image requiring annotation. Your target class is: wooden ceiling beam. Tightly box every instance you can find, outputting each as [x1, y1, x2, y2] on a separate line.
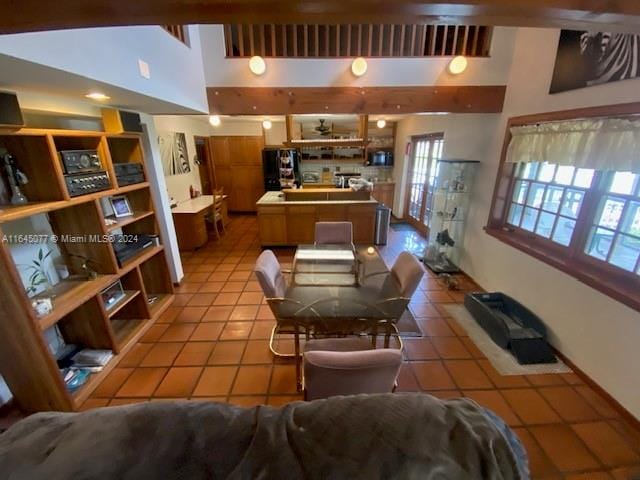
[1, 1, 640, 34]
[206, 86, 507, 115]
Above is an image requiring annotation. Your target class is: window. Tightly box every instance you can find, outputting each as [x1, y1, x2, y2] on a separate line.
[487, 104, 640, 312]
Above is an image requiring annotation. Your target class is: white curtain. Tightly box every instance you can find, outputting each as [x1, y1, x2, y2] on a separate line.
[506, 117, 640, 173]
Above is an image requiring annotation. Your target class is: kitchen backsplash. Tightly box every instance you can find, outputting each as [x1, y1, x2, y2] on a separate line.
[299, 161, 393, 182]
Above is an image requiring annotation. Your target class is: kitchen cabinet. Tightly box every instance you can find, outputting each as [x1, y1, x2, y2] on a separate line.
[257, 207, 287, 245]
[348, 205, 376, 243]
[209, 136, 265, 212]
[286, 205, 316, 244]
[372, 182, 395, 209]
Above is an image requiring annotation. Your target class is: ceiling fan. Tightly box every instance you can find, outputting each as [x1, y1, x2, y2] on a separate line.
[314, 119, 331, 136]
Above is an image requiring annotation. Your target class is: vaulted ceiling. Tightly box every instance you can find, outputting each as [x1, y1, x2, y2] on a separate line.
[1, 0, 640, 34]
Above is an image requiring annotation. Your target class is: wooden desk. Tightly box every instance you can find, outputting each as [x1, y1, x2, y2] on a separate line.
[172, 195, 228, 250]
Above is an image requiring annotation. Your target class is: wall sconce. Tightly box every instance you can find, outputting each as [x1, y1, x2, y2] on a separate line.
[249, 55, 266, 75]
[376, 119, 387, 129]
[448, 55, 468, 75]
[209, 115, 221, 126]
[351, 57, 368, 77]
[262, 119, 272, 130]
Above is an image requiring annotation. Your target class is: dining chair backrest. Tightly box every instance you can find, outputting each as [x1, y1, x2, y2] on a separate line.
[213, 188, 225, 214]
[303, 337, 402, 401]
[391, 251, 425, 299]
[314, 221, 353, 245]
[254, 250, 287, 299]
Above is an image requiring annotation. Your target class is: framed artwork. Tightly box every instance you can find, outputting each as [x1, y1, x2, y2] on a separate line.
[158, 132, 190, 176]
[109, 195, 133, 218]
[550, 30, 640, 94]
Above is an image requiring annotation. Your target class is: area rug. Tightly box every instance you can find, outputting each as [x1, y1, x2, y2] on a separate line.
[442, 304, 572, 376]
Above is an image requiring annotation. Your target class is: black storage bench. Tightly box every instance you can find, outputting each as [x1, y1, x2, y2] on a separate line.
[464, 292, 557, 365]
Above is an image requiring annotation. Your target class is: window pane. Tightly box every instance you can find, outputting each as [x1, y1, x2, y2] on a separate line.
[520, 162, 539, 180]
[526, 183, 546, 208]
[552, 217, 576, 246]
[521, 207, 539, 232]
[554, 165, 575, 185]
[538, 162, 556, 182]
[508, 203, 524, 226]
[535, 211, 556, 238]
[586, 227, 615, 260]
[609, 234, 640, 272]
[597, 196, 626, 229]
[621, 201, 640, 238]
[560, 189, 584, 218]
[512, 180, 529, 204]
[609, 171, 638, 195]
[573, 168, 595, 188]
[543, 186, 564, 213]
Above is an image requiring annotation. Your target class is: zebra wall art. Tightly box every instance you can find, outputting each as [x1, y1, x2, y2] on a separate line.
[158, 132, 191, 176]
[550, 29, 640, 94]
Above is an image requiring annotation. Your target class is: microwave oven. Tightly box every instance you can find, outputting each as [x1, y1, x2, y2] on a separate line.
[367, 150, 393, 166]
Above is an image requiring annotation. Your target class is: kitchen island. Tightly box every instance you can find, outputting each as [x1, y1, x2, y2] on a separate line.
[256, 189, 378, 246]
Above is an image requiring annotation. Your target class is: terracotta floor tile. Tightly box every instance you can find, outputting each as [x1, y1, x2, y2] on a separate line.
[154, 367, 203, 397]
[192, 366, 237, 396]
[208, 341, 246, 364]
[229, 271, 252, 281]
[266, 395, 303, 406]
[431, 337, 473, 359]
[445, 318, 468, 337]
[575, 386, 620, 418]
[175, 282, 202, 293]
[228, 396, 267, 407]
[190, 323, 224, 341]
[269, 364, 298, 394]
[185, 272, 210, 283]
[139, 324, 169, 343]
[118, 343, 153, 367]
[194, 264, 216, 273]
[608, 420, 640, 452]
[175, 307, 208, 323]
[560, 372, 584, 386]
[572, 422, 640, 467]
[186, 293, 218, 307]
[202, 305, 234, 322]
[502, 388, 562, 426]
[174, 342, 216, 366]
[237, 292, 263, 305]
[409, 303, 441, 318]
[198, 281, 226, 293]
[530, 424, 601, 472]
[232, 365, 272, 395]
[424, 290, 455, 303]
[249, 321, 275, 339]
[512, 427, 558, 478]
[418, 318, 456, 336]
[109, 398, 149, 406]
[158, 323, 197, 342]
[157, 306, 182, 324]
[229, 305, 259, 321]
[256, 305, 275, 320]
[92, 368, 133, 398]
[564, 471, 613, 480]
[172, 294, 194, 307]
[79, 398, 110, 411]
[460, 338, 485, 359]
[213, 292, 241, 306]
[209, 271, 232, 282]
[476, 359, 530, 389]
[219, 321, 253, 340]
[411, 361, 457, 391]
[463, 390, 521, 426]
[242, 340, 274, 364]
[610, 465, 640, 480]
[214, 264, 236, 272]
[538, 386, 600, 423]
[428, 390, 462, 400]
[140, 343, 183, 367]
[244, 281, 263, 292]
[526, 373, 567, 387]
[395, 363, 420, 392]
[116, 368, 168, 397]
[403, 338, 439, 360]
[444, 360, 493, 389]
[221, 281, 246, 293]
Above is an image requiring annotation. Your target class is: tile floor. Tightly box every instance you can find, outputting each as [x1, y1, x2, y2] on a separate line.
[5, 215, 640, 479]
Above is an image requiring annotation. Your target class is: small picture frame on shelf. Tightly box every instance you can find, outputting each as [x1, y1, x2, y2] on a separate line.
[109, 195, 133, 218]
[100, 280, 126, 311]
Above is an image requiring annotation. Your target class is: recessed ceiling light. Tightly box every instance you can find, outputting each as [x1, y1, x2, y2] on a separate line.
[351, 57, 368, 77]
[249, 56, 266, 75]
[376, 119, 387, 129]
[209, 115, 221, 126]
[448, 55, 468, 75]
[85, 92, 110, 101]
[262, 119, 272, 130]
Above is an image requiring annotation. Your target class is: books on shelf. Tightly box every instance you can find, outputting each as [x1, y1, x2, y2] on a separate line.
[71, 349, 113, 368]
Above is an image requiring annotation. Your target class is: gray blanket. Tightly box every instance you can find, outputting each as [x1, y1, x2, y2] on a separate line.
[0, 393, 528, 479]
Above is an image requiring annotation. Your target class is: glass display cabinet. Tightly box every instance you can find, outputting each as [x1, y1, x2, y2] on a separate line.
[423, 159, 479, 273]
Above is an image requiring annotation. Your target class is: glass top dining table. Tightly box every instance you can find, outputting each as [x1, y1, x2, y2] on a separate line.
[273, 244, 407, 323]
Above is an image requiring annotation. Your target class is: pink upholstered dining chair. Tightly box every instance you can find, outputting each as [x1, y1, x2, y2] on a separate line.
[303, 337, 402, 400]
[390, 252, 426, 299]
[254, 249, 287, 300]
[314, 221, 353, 245]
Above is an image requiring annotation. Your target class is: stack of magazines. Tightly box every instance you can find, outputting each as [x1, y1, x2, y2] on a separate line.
[71, 349, 114, 372]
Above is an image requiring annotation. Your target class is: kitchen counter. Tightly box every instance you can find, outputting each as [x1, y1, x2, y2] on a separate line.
[256, 191, 377, 246]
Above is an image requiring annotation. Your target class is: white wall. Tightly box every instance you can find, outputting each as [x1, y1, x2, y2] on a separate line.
[458, 28, 640, 419]
[200, 25, 517, 87]
[0, 26, 208, 113]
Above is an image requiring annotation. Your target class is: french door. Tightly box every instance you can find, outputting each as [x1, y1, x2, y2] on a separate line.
[404, 133, 444, 235]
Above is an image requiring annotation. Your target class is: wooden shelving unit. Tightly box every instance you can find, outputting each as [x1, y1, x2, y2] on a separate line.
[0, 127, 175, 413]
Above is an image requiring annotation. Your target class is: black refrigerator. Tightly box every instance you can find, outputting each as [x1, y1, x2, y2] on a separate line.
[262, 148, 301, 191]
